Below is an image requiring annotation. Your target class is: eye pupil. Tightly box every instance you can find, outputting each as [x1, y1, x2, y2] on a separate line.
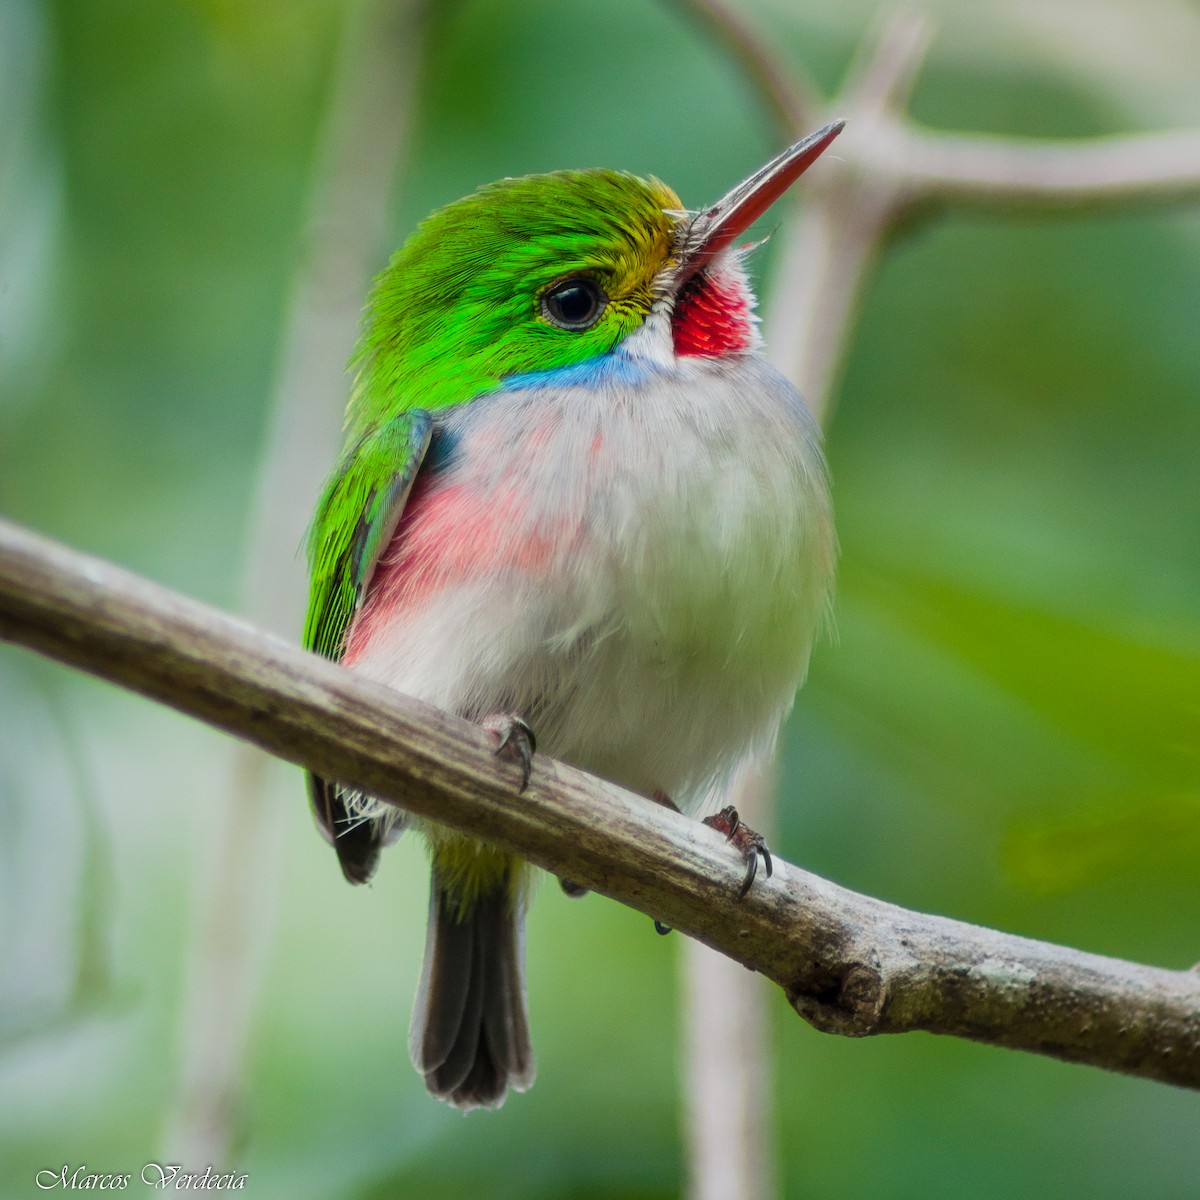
[542, 277, 605, 330]
[555, 285, 593, 323]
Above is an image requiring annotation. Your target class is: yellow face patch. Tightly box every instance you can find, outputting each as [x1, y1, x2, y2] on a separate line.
[601, 178, 682, 309]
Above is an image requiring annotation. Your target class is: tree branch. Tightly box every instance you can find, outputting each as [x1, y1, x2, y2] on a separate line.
[2, 516, 1198, 1089]
[892, 125, 1200, 210]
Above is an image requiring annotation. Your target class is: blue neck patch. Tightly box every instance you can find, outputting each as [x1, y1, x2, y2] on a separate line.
[429, 348, 661, 473]
[498, 348, 654, 393]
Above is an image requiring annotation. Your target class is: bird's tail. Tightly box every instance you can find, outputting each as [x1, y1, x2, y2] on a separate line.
[409, 855, 535, 1110]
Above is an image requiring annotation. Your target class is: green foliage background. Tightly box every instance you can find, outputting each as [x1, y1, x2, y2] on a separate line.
[1, 0, 1198, 1196]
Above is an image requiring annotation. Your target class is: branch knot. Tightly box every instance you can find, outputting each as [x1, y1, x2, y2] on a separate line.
[789, 954, 886, 1036]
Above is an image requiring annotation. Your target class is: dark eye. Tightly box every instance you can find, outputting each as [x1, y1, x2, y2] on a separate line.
[541, 276, 607, 331]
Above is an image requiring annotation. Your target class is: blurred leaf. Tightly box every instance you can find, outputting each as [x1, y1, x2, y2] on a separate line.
[1004, 792, 1200, 893]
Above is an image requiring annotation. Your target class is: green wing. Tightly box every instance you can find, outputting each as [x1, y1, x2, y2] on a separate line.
[304, 409, 433, 662]
[304, 409, 432, 884]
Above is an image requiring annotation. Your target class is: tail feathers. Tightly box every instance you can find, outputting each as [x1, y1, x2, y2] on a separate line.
[308, 772, 405, 885]
[410, 868, 535, 1110]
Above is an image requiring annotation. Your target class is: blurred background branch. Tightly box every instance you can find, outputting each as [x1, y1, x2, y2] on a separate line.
[748, 7, 1200, 420]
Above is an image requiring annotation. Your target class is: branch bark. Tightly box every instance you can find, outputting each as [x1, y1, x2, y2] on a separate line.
[2, 516, 1198, 1090]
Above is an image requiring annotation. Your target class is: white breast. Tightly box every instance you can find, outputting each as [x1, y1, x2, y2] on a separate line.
[351, 347, 835, 810]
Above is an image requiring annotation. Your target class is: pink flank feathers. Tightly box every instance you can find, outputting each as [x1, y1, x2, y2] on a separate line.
[343, 471, 560, 667]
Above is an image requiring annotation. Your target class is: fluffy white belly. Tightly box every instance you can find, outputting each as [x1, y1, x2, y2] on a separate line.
[346, 351, 834, 809]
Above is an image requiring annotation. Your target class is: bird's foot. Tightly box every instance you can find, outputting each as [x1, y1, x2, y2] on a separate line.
[481, 712, 536, 792]
[559, 877, 588, 898]
[702, 805, 773, 899]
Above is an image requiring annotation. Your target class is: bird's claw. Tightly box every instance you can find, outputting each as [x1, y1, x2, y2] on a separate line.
[559, 877, 588, 898]
[481, 712, 536, 792]
[702, 805, 773, 899]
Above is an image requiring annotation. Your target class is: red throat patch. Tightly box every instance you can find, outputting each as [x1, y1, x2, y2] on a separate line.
[671, 270, 753, 358]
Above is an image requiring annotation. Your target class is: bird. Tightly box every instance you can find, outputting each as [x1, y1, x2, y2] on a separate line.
[303, 121, 842, 1111]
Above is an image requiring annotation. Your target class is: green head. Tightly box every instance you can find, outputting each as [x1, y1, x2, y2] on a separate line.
[348, 122, 845, 433]
[349, 170, 680, 431]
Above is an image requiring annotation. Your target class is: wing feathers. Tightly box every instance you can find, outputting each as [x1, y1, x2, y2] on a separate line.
[304, 409, 433, 876]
